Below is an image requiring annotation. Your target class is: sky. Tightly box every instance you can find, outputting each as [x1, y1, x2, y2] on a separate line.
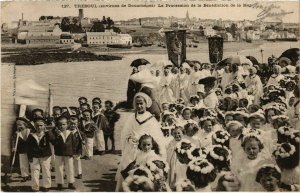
[1, 0, 299, 23]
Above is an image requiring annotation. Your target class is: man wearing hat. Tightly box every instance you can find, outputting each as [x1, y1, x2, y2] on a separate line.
[198, 76, 219, 109]
[11, 117, 32, 182]
[27, 118, 53, 191]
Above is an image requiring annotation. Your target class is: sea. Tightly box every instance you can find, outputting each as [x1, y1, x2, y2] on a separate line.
[1, 41, 299, 155]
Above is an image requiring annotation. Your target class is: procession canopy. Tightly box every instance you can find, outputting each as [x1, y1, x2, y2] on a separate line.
[208, 36, 224, 64]
[165, 29, 187, 68]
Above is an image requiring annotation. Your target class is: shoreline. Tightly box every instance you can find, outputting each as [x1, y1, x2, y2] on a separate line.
[1, 40, 298, 65]
[1, 51, 123, 65]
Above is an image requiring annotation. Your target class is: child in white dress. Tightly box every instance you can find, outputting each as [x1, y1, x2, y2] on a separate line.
[233, 133, 269, 191]
[121, 134, 162, 180]
[135, 134, 161, 167]
[167, 135, 194, 190]
[177, 107, 198, 127]
[226, 121, 244, 165]
[198, 116, 216, 148]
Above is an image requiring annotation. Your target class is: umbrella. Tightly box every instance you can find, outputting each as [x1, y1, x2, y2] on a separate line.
[279, 48, 299, 65]
[130, 58, 150, 68]
[151, 60, 174, 71]
[227, 55, 253, 65]
[246, 56, 259, 66]
[216, 55, 253, 69]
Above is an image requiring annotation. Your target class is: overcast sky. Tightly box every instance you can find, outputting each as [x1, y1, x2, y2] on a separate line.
[1, 0, 299, 23]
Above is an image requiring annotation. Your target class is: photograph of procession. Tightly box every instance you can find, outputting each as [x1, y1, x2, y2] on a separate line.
[1, 0, 299, 192]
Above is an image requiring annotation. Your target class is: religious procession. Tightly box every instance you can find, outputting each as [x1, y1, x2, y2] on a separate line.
[6, 33, 300, 192]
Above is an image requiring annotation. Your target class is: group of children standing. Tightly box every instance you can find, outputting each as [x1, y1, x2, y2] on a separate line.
[119, 57, 300, 191]
[11, 97, 120, 191]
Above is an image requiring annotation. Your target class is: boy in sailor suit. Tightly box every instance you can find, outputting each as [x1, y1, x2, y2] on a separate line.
[52, 116, 76, 190]
[92, 101, 107, 155]
[27, 118, 53, 192]
[69, 115, 85, 179]
[81, 109, 97, 159]
[11, 117, 31, 182]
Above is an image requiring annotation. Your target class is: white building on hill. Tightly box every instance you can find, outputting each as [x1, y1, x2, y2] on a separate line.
[86, 31, 132, 45]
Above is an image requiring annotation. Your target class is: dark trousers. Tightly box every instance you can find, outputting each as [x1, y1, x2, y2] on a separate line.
[104, 134, 115, 150]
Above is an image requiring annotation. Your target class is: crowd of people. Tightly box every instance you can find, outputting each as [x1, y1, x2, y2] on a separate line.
[11, 98, 120, 191]
[115, 54, 300, 192]
[10, 51, 300, 192]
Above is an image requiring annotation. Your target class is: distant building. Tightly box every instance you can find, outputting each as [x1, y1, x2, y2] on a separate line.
[118, 34, 132, 45]
[86, 31, 132, 45]
[185, 11, 192, 27]
[204, 27, 216, 37]
[217, 32, 234, 41]
[246, 30, 261, 40]
[277, 31, 297, 39]
[60, 34, 74, 44]
[18, 24, 63, 44]
[79, 9, 84, 22]
[261, 29, 277, 40]
[25, 35, 60, 44]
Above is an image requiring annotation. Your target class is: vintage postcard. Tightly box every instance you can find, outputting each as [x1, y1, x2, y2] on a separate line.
[1, 0, 299, 192]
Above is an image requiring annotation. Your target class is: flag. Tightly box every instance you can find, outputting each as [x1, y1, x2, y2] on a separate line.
[165, 30, 186, 67]
[15, 79, 47, 105]
[208, 36, 224, 63]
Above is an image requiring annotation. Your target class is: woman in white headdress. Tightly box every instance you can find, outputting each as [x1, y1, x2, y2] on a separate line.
[130, 67, 162, 120]
[115, 92, 166, 191]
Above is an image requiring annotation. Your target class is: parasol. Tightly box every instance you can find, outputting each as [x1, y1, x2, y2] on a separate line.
[216, 55, 253, 69]
[130, 58, 150, 68]
[279, 48, 299, 65]
[246, 56, 259, 66]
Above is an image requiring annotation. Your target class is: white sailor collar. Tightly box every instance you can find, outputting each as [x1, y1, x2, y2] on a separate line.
[18, 128, 31, 140]
[58, 130, 71, 143]
[31, 131, 45, 145]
